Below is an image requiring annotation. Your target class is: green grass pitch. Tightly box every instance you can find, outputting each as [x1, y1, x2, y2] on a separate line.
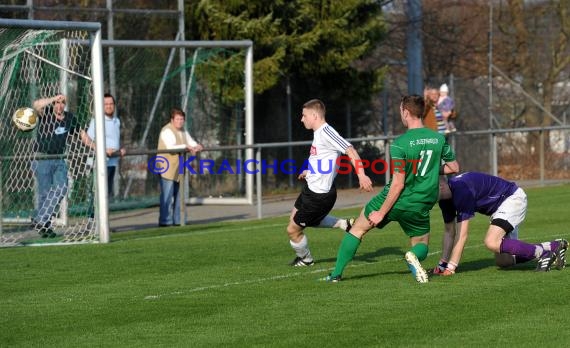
[1, 185, 569, 347]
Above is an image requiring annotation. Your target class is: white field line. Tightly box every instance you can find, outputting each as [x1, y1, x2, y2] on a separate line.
[122, 223, 285, 242]
[142, 243, 469, 300]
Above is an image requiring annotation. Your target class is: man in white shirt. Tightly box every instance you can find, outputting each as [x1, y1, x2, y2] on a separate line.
[80, 93, 126, 232]
[288, 99, 373, 266]
[81, 93, 125, 198]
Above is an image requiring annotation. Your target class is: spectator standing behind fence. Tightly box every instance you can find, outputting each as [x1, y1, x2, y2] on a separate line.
[438, 84, 457, 133]
[423, 86, 438, 131]
[156, 108, 203, 227]
[80, 93, 125, 232]
[426, 87, 446, 135]
[81, 93, 126, 200]
[32, 94, 80, 238]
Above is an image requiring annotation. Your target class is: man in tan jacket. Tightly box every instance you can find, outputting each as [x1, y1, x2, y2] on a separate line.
[157, 108, 203, 227]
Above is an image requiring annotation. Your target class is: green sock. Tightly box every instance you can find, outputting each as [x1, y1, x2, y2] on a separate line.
[331, 233, 361, 277]
[411, 243, 429, 261]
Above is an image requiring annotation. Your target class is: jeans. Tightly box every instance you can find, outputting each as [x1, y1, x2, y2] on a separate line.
[159, 177, 180, 225]
[87, 165, 117, 218]
[107, 166, 116, 197]
[32, 159, 68, 226]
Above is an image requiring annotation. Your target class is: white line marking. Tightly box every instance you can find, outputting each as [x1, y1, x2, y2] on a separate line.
[119, 223, 285, 243]
[143, 250, 445, 300]
[143, 233, 568, 300]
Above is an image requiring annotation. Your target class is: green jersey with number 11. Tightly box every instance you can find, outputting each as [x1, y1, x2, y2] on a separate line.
[381, 127, 455, 211]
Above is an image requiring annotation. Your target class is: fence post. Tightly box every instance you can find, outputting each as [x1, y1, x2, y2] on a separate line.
[0, 164, 3, 234]
[180, 152, 186, 226]
[490, 133, 498, 176]
[539, 130, 545, 186]
[256, 147, 263, 219]
[384, 139, 390, 185]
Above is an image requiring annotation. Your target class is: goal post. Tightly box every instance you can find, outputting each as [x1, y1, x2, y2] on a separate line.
[0, 19, 106, 246]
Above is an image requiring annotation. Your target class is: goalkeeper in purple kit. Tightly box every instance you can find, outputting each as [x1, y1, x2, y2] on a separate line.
[435, 172, 568, 275]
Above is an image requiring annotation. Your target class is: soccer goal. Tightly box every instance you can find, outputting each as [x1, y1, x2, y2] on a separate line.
[0, 19, 106, 247]
[110, 40, 255, 209]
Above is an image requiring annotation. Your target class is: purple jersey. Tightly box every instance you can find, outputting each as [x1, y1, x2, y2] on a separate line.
[448, 172, 518, 222]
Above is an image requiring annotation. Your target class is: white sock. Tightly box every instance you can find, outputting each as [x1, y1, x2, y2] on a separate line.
[290, 235, 313, 261]
[318, 215, 346, 230]
[534, 245, 545, 259]
[540, 242, 551, 251]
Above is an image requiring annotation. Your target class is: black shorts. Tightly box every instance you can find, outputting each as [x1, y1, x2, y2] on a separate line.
[293, 184, 337, 228]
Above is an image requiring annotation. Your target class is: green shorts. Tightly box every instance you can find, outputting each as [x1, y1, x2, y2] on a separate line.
[364, 195, 430, 237]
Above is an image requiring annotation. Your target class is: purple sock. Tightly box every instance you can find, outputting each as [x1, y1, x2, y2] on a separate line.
[500, 239, 539, 259]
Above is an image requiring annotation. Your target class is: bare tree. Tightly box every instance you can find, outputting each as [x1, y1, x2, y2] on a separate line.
[493, 0, 570, 157]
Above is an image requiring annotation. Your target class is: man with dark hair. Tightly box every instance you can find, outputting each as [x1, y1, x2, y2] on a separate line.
[323, 95, 459, 283]
[80, 93, 126, 231]
[32, 94, 80, 238]
[81, 93, 125, 198]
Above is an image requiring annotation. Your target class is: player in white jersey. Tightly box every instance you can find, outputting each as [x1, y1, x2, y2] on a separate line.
[287, 99, 373, 266]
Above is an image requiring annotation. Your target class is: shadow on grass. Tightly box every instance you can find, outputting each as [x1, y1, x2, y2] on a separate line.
[111, 221, 238, 241]
[112, 214, 250, 232]
[316, 253, 540, 281]
[342, 272, 387, 281]
[453, 258, 497, 272]
[315, 246, 404, 264]
[440, 257, 537, 274]
[343, 259, 538, 281]
[496, 262, 537, 271]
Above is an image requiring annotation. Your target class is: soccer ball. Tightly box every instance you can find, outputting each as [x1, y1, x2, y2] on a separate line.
[12, 107, 38, 131]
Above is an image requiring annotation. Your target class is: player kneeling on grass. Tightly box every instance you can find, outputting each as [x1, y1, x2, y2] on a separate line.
[434, 172, 568, 275]
[321, 95, 459, 283]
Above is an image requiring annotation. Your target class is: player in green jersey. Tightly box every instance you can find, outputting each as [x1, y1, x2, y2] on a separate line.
[323, 94, 459, 283]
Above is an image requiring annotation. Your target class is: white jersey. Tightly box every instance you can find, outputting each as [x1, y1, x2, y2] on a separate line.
[305, 123, 351, 193]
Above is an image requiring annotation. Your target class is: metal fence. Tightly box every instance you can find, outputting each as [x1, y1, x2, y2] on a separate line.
[119, 124, 570, 220]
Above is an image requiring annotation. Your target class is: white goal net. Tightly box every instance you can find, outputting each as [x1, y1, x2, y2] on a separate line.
[0, 19, 105, 247]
